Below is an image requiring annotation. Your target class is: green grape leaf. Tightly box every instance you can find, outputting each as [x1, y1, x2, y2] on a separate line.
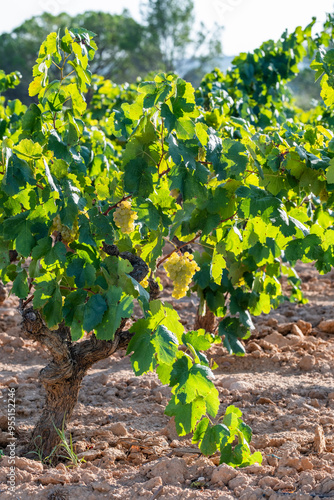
[156, 362, 173, 385]
[12, 270, 29, 299]
[168, 134, 197, 169]
[95, 287, 133, 340]
[127, 323, 155, 375]
[182, 329, 213, 352]
[152, 325, 179, 365]
[123, 158, 154, 197]
[67, 257, 96, 288]
[14, 139, 43, 160]
[83, 294, 107, 332]
[31, 237, 52, 260]
[210, 250, 226, 284]
[44, 242, 67, 266]
[63, 289, 87, 324]
[165, 395, 207, 436]
[218, 317, 248, 355]
[2, 155, 35, 196]
[193, 420, 230, 456]
[0, 240, 10, 270]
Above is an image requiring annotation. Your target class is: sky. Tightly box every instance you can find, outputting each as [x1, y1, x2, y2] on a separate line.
[1, 0, 334, 56]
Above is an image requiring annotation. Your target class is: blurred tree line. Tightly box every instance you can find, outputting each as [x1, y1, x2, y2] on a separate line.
[0, 0, 223, 104]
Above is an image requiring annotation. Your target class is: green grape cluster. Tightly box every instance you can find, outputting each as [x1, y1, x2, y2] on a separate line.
[51, 214, 79, 244]
[113, 200, 138, 234]
[164, 251, 200, 299]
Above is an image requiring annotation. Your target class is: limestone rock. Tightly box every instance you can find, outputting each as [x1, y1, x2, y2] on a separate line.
[314, 425, 326, 454]
[142, 476, 163, 490]
[77, 449, 103, 461]
[147, 457, 187, 485]
[39, 471, 69, 485]
[91, 481, 112, 492]
[265, 332, 290, 348]
[277, 323, 294, 334]
[298, 355, 316, 371]
[258, 476, 280, 488]
[297, 319, 312, 335]
[291, 324, 304, 338]
[229, 381, 253, 392]
[318, 319, 334, 333]
[108, 422, 127, 436]
[211, 464, 237, 485]
[228, 474, 249, 490]
[321, 479, 334, 494]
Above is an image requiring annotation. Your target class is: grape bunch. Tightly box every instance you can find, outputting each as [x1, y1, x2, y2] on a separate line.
[113, 200, 138, 234]
[164, 251, 200, 299]
[51, 214, 79, 244]
[140, 276, 149, 288]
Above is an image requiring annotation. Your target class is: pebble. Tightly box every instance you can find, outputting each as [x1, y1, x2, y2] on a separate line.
[229, 381, 253, 392]
[298, 355, 316, 371]
[143, 476, 163, 490]
[258, 476, 280, 488]
[314, 425, 326, 454]
[91, 480, 112, 492]
[228, 474, 250, 490]
[277, 323, 294, 334]
[318, 319, 334, 333]
[108, 422, 127, 436]
[77, 449, 103, 461]
[257, 397, 275, 405]
[297, 319, 312, 335]
[38, 471, 69, 485]
[291, 324, 304, 338]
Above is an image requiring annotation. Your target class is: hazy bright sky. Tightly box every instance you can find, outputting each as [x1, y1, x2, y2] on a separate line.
[1, 0, 334, 56]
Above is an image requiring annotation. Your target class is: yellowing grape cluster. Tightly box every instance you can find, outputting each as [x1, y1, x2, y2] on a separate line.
[164, 251, 200, 299]
[140, 276, 149, 288]
[52, 214, 79, 244]
[113, 200, 138, 234]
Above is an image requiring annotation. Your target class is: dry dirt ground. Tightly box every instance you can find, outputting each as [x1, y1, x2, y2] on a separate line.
[1, 263, 334, 500]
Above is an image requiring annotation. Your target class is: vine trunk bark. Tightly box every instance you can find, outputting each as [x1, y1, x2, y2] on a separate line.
[26, 371, 84, 459]
[194, 303, 216, 333]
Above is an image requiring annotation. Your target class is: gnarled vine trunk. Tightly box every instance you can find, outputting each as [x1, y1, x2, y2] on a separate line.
[21, 308, 134, 460]
[27, 367, 84, 460]
[194, 303, 216, 333]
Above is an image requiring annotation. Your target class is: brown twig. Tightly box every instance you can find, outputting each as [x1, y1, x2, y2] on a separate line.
[219, 211, 238, 226]
[102, 195, 132, 216]
[158, 166, 171, 178]
[22, 295, 34, 308]
[197, 160, 213, 166]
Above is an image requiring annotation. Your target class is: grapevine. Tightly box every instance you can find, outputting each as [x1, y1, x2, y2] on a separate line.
[1, 17, 334, 468]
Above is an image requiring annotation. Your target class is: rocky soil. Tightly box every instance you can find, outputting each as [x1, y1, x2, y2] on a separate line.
[1, 262, 334, 499]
